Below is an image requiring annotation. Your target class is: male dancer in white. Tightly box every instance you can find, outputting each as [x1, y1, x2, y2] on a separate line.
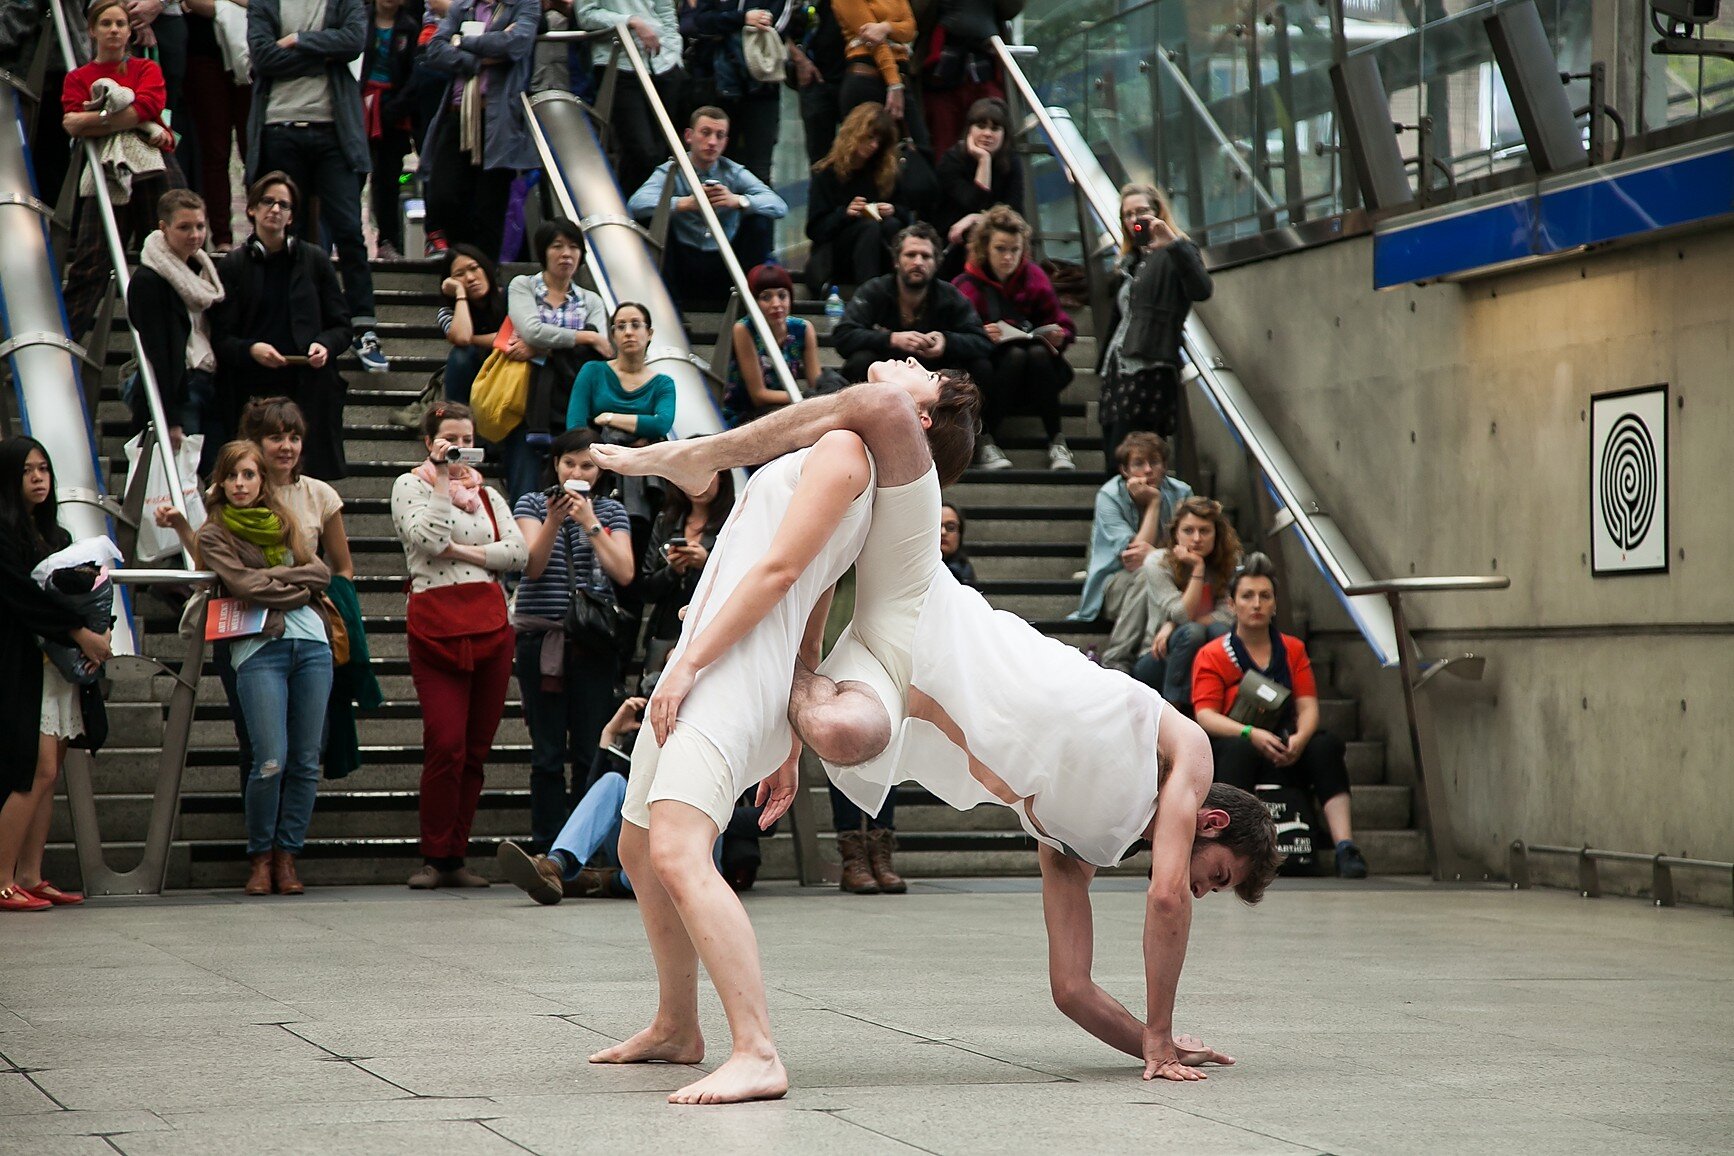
[590, 370, 980, 1106]
[597, 364, 1282, 1084]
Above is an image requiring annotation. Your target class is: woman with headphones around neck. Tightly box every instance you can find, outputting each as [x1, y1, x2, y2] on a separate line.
[210, 171, 354, 482]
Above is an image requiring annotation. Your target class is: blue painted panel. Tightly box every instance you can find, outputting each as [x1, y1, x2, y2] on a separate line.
[1373, 198, 1534, 286]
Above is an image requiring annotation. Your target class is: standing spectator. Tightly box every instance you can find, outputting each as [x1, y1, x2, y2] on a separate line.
[952, 203, 1075, 470]
[248, 0, 391, 373]
[392, 402, 529, 888]
[0, 438, 111, 913]
[939, 501, 975, 587]
[194, 439, 335, 896]
[1070, 431, 1191, 625]
[1099, 183, 1212, 467]
[420, 0, 539, 263]
[678, 0, 784, 181]
[362, 0, 420, 259]
[931, 96, 1021, 279]
[637, 462, 733, 672]
[181, 0, 251, 251]
[786, 0, 845, 164]
[211, 172, 353, 481]
[722, 263, 819, 427]
[833, 0, 913, 125]
[575, 0, 682, 199]
[1119, 495, 1239, 700]
[626, 106, 789, 308]
[128, 189, 224, 471]
[833, 222, 991, 387]
[511, 429, 634, 851]
[1192, 553, 1369, 879]
[804, 101, 910, 294]
[918, 0, 1011, 156]
[436, 244, 511, 407]
[143, 0, 198, 198]
[60, 0, 187, 343]
[506, 219, 611, 497]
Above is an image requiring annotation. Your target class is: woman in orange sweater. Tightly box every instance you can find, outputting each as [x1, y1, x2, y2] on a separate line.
[833, 0, 916, 125]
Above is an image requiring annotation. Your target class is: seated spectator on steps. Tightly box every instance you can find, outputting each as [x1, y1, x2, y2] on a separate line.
[419, 0, 540, 262]
[940, 502, 976, 588]
[626, 105, 788, 309]
[128, 189, 224, 474]
[1070, 431, 1191, 627]
[932, 97, 1022, 281]
[833, 222, 991, 387]
[639, 461, 734, 674]
[1118, 495, 1239, 702]
[1191, 553, 1369, 880]
[61, 0, 187, 344]
[804, 102, 910, 295]
[952, 204, 1075, 471]
[722, 263, 821, 428]
[436, 245, 511, 407]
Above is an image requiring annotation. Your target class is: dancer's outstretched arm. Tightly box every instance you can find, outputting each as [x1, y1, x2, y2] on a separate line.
[647, 430, 872, 742]
[1140, 710, 1215, 1081]
[595, 381, 932, 491]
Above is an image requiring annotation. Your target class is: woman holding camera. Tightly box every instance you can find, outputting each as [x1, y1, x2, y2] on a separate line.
[1191, 554, 1367, 879]
[1099, 183, 1212, 474]
[511, 428, 635, 852]
[392, 402, 528, 888]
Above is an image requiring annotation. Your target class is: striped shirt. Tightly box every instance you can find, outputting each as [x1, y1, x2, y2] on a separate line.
[511, 489, 630, 621]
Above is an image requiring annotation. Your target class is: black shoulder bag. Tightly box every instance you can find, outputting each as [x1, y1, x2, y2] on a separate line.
[562, 525, 624, 658]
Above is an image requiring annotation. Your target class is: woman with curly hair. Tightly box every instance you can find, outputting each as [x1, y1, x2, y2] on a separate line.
[805, 102, 913, 293]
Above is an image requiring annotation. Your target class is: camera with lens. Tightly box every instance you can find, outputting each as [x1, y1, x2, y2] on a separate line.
[442, 446, 485, 465]
[543, 478, 591, 501]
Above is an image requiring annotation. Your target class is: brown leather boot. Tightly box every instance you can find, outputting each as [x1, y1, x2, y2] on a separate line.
[865, 828, 907, 894]
[244, 853, 273, 896]
[272, 850, 304, 896]
[836, 830, 879, 894]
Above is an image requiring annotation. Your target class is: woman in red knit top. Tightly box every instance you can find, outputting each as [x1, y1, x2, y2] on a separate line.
[61, 0, 185, 342]
[1190, 553, 1369, 879]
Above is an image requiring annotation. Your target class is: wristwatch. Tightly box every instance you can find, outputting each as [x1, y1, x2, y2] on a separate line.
[585, 523, 603, 536]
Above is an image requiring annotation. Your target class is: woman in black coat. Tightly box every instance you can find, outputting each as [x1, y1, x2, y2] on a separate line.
[210, 173, 353, 481]
[931, 96, 1022, 280]
[805, 101, 914, 293]
[636, 467, 735, 674]
[0, 438, 112, 911]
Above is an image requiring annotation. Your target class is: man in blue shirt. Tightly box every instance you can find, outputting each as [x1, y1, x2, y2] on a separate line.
[626, 105, 788, 307]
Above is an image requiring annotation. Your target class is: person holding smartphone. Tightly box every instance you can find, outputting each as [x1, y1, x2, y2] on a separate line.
[638, 462, 735, 673]
[1097, 183, 1213, 477]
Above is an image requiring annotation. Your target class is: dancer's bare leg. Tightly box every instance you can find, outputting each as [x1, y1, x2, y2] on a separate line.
[788, 664, 892, 767]
[647, 800, 789, 1105]
[588, 820, 707, 1065]
[594, 381, 932, 492]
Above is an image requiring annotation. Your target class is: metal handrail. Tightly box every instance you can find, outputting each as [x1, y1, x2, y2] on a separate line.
[539, 27, 802, 403]
[1510, 841, 1734, 911]
[1344, 577, 1512, 596]
[45, 0, 192, 557]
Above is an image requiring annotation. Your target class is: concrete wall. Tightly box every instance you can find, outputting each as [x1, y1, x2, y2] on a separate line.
[1193, 225, 1734, 904]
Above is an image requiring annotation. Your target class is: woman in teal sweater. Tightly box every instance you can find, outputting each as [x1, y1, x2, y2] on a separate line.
[564, 302, 677, 440]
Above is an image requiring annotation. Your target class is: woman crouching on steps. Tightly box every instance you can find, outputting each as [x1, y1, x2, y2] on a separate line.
[195, 441, 335, 896]
[393, 402, 528, 888]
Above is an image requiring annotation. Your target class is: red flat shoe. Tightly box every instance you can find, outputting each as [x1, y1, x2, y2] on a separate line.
[0, 886, 51, 912]
[25, 881, 84, 906]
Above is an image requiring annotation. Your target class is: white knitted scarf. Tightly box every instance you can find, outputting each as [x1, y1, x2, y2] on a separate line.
[140, 231, 225, 372]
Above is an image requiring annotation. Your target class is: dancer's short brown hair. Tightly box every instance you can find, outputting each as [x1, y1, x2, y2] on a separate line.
[1202, 782, 1283, 903]
[926, 369, 981, 487]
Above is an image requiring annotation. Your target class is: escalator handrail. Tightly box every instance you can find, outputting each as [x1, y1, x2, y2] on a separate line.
[989, 35, 1401, 666]
[539, 28, 802, 404]
[45, 0, 193, 557]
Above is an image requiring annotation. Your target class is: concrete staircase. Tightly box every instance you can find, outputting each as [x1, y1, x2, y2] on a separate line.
[48, 258, 1426, 888]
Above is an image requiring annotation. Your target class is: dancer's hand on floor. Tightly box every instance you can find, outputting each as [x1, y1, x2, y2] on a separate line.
[1173, 1033, 1235, 1068]
[756, 737, 801, 829]
[648, 659, 696, 744]
[1142, 1031, 1210, 1082]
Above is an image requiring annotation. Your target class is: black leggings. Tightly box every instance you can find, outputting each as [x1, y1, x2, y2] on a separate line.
[982, 342, 1071, 440]
[1210, 730, 1351, 806]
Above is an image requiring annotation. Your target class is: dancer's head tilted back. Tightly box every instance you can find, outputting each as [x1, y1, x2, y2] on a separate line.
[862, 358, 981, 486]
[1189, 782, 1283, 904]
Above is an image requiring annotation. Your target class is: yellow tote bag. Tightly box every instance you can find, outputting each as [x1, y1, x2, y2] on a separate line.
[470, 350, 531, 443]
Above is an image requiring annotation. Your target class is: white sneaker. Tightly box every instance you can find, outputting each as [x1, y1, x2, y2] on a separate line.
[976, 437, 1013, 471]
[1047, 438, 1076, 470]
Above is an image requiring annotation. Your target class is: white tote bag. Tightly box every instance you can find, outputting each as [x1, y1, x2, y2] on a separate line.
[122, 431, 207, 563]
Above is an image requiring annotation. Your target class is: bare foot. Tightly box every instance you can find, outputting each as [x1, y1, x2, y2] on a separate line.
[588, 1024, 705, 1065]
[590, 442, 716, 499]
[669, 1051, 789, 1105]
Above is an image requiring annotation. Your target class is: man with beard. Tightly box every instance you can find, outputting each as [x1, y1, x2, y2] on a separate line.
[833, 223, 992, 388]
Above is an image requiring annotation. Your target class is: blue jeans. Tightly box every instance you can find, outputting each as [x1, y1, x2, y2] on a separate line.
[444, 345, 485, 405]
[256, 123, 376, 328]
[233, 638, 334, 854]
[830, 783, 895, 832]
[550, 770, 724, 895]
[1132, 621, 1230, 711]
[496, 424, 545, 506]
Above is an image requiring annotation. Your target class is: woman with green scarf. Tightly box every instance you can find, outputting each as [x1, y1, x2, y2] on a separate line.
[195, 440, 335, 898]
